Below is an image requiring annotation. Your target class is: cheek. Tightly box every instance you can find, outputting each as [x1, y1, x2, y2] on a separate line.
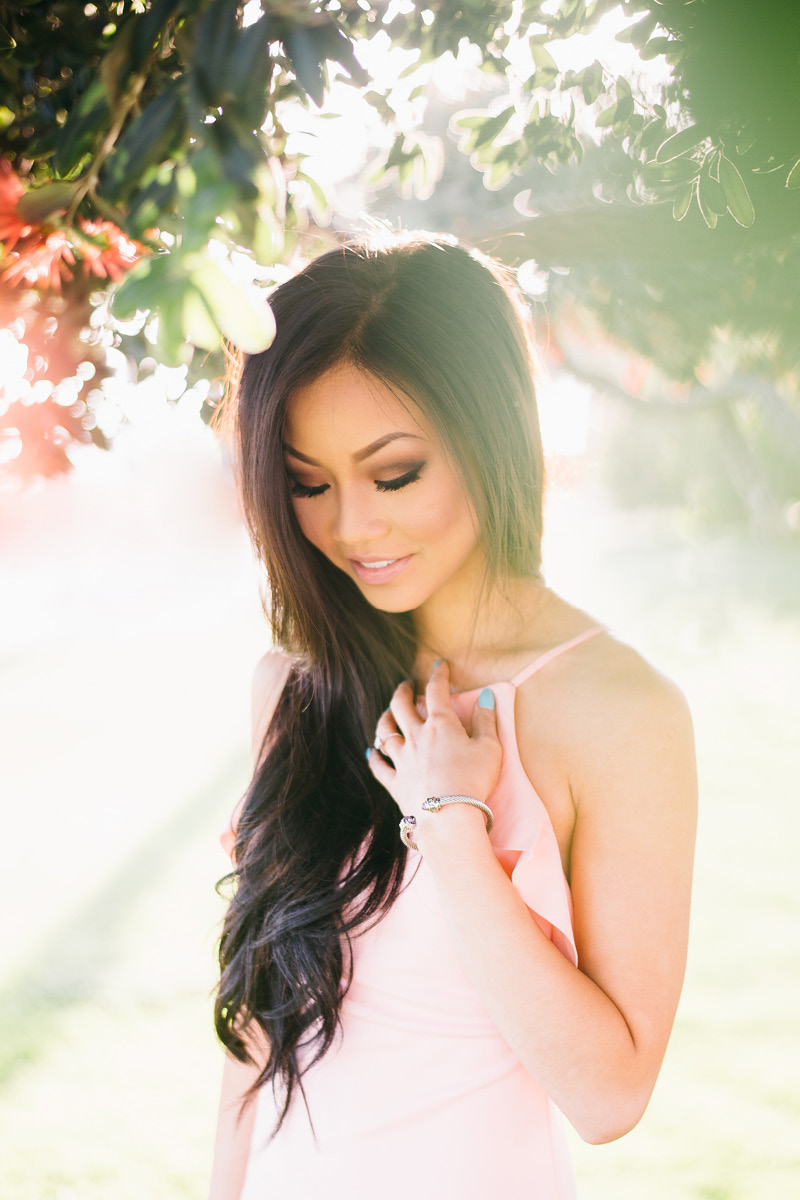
[408, 476, 478, 547]
[291, 499, 328, 550]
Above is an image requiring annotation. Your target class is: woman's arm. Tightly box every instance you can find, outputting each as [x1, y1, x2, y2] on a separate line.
[208, 1054, 260, 1200]
[369, 656, 697, 1145]
[208, 649, 292, 1199]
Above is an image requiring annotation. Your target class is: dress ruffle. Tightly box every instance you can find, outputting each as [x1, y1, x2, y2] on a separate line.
[451, 681, 578, 968]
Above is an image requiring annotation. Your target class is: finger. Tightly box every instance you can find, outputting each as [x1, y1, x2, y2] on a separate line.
[472, 687, 499, 740]
[366, 745, 395, 787]
[374, 706, 401, 742]
[425, 658, 454, 717]
[389, 680, 423, 735]
[372, 710, 404, 763]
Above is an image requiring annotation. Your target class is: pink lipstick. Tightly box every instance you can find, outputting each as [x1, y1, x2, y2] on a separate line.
[349, 555, 413, 585]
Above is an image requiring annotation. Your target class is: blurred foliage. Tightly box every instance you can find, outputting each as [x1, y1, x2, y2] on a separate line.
[0, 0, 799, 479]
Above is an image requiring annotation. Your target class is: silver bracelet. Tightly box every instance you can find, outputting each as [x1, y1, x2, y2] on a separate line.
[399, 814, 419, 850]
[423, 795, 494, 832]
[399, 795, 494, 853]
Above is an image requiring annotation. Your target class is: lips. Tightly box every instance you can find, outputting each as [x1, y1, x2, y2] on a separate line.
[349, 554, 413, 585]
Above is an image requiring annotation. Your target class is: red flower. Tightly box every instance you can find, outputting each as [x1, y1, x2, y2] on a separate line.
[2, 228, 76, 290]
[0, 159, 144, 290]
[0, 158, 32, 252]
[76, 218, 143, 282]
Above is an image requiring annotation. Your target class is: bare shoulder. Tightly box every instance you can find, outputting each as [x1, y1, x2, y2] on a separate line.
[513, 622, 695, 820]
[559, 631, 697, 813]
[251, 648, 293, 762]
[580, 631, 692, 737]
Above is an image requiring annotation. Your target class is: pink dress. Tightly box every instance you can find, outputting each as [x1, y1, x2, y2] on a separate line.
[222, 627, 605, 1200]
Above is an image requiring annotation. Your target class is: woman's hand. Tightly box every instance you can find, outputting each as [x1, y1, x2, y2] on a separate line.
[366, 660, 503, 831]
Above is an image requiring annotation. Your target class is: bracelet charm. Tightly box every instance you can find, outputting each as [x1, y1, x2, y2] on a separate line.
[399, 795, 495, 851]
[422, 794, 494, 834]
[399, 814, 419, 851]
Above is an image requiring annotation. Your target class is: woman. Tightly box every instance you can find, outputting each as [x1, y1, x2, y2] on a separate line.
[209, 233, 697, 1200]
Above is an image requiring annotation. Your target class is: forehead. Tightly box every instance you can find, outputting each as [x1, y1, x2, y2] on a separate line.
[284, 363, 431, 449]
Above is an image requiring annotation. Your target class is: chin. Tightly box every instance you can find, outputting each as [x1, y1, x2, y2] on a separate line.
[351, 582, 426, 614]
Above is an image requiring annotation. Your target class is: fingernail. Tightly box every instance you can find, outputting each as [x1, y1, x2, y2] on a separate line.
[432, 658, 443, 668]
[479, 687, 495, 710]
[365, 747, 373, 760]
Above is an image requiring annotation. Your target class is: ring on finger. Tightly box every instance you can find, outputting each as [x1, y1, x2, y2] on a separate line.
[374, 731, 404, 753]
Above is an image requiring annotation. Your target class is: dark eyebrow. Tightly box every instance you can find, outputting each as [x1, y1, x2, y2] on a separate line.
[283, 432, 426, 466]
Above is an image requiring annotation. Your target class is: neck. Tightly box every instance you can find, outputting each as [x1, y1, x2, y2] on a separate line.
[412, 552, 550, 683]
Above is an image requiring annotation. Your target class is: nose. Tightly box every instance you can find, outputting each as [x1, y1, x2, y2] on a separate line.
[331, 484, 391, 548]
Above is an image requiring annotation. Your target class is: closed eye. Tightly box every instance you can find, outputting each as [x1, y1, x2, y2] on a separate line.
[289, 463, 426, 499]
[290, 480, 329, 498]
[375, 463, 425, 492]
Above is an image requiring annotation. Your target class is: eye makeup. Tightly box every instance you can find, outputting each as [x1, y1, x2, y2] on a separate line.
[288, 460, 427, 499]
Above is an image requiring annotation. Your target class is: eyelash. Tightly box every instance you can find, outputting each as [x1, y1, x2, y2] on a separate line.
[290, 464, 425, 500]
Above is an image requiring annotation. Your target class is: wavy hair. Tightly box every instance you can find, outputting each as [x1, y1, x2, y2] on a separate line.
[214, 233, 544, 1132]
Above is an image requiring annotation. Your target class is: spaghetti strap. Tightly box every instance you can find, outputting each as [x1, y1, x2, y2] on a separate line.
[510, 625, 607, 687]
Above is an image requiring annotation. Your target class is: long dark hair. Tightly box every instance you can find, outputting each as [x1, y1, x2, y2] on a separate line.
[214, 233, 544, 1131]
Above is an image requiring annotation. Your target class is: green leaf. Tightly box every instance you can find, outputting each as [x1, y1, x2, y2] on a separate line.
[188, 255, 275, 353]
[581, 61, 604, 105]
[295, 170, 330, 222]
[531, 41, 558, 76]
[485, 154, 515, 191]
[182, 285, 221, 352]
[250, 210, 284, 266]
[697, 184, 718, 228]
[52, 81, 109, 176]
[192, 0, 239, 107]
[285, 28, 325, 106]
[110, 258, 162, 321]
[699, 168, 728, 216]
[453, 112, 490, 132]
[640, 118, 666, 150]
[17, 181, 79, 223]
[640, 37, 677, 60]
[209, 117, 266, 191]
[655, 124, 706, 163]
[222, 13, 272, 125]
[130, 0, 184, 72]
[595, 102, 618, 130]
[718, 154, 755, 227]
[226, 12, 271, 89]
[104, 87, 185, 199]
[155, 283, 194, 368]
[124, 173, 178, 239]
[786, 159, 800, 189]
[472, 106, 515, 150]
[641, 157, 700, 184]
[672, 182, 694, 221]
[99, 18, 137, 110]
[615, 13, 657, 47]
[312, 22, 369, 87]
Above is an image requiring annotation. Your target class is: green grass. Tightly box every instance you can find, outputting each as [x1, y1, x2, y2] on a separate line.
[2, 490, 798, 1199]
[544, 498, 800, 1200]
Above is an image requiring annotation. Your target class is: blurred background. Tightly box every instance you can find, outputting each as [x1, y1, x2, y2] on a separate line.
[3, 360, 798, 1200]
[2, 2, 799, 1198]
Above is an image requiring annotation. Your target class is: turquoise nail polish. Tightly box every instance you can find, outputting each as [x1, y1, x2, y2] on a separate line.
[479, 687, 495, 710]
[432, 658, 443, 668]
[365, 747, 373, 760]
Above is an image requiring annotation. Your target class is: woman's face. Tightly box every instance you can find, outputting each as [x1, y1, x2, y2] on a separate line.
[283, 362, 483, 614]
